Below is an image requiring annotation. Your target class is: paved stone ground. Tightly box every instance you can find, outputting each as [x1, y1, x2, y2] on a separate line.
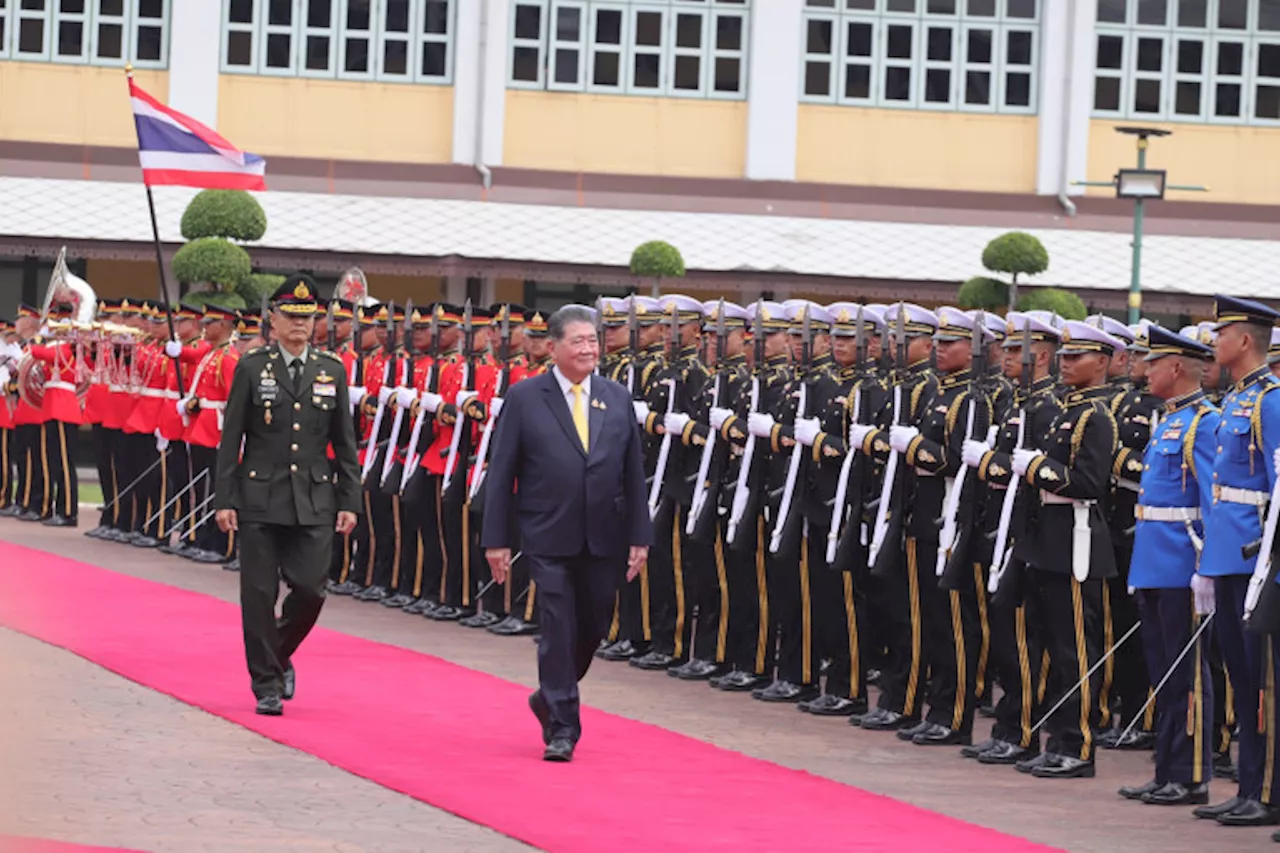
[0, 520, 1271, 853]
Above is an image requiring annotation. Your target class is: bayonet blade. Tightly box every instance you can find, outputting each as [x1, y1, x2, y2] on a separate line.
[403, 299, 415, 358]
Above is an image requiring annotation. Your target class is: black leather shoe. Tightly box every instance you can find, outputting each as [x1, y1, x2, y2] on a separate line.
[715, 670, 765, 692]
[673, 659, 724, 681]
[1142, 782, 1209, 806]
[463, 611, 503, 629]
[401, 598, 431, 615]
[255, 695, 283, 716]
[427, 605, 465, 621]
[896, 719, 933, 741]
[961, 737, 1000, 759]
[913, 723, 969, 746]
[131, 535, 162, 548]
[978, 741, 1039, 765]
[1118, 780, 1162, 801]
[83, 524, 108, 538]
[1107, 729, 1156, 751]
[222, 558, 240, 572]
[859, 707, 916, 731]
[43, 514, 76, 527]
[543, 738, 574, 762]
[752, 681, 818, 703]
[866, 668, 881, 686]
[16, 510, 44, 522]
[381, 593, 415, 609]
[528, 691, 552, 745]
[598, 639, 639, 660]
[355, 585, 389, 602]
[1217, 799, 1280, 826]
[1194, 796, 1245, 820]
[977, 694, 995, 719]
[333, 580, 364, 596]
[1096, 728, 1121, 749]
[190, 549, 227, 564]
[1016, 752, 1058, 774]
[489, 615, 522, 634]
[630, 651, 676, 671]
[1213, 753, 1238, 782]
[510, 620, 540, 636]
[801, 695, 867, 717]
[283, 665, 296, 701]
[1031, 756, 1095, 778]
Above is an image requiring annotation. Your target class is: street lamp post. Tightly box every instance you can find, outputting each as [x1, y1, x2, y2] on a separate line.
[1073, 126, 1207, 324]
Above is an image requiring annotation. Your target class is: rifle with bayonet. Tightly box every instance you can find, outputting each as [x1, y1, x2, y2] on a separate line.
[769, 306, 814, 555]
[827, 306, 871, 567]
[442, 299, 476, 504]
[380, 299, 415, 494]
[989, 319, 1035, 597]
[868, 304, 909, 577]
[686, 299, 728, 540]
[626, 297, 642, 398]
[469, 304, 514, 505]
[326, 298, 337, 353]
[646, 302, 682, 520]
[726, 301, 767, 548]
[359, 300, 397, 483]
[400, 304, 441, 495]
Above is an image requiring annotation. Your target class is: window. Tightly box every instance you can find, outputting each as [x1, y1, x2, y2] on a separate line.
[801, 0, 1039, 113]
[1094, 0, 1280, 123]
[221, 0, 454, 83]
[508, 0, 749, 99]
[0, 0, 168, 65]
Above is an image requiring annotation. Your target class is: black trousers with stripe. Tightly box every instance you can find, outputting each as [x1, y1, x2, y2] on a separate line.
[722, 513, 771, 676]
[811, 522, 864, 701]
[920, 548, 982, 737]
[361, 486, 397, 590]
[0, 427, 11, 509]
[1026, 570, 1104, 762]
[875, 539, 924, 718]
[768, 527, 815, 687]
[14, 423, 48, 517]
[987, 593, 1045, 750]
[189, 444, 233, 559]
[45, 420, 80, 522]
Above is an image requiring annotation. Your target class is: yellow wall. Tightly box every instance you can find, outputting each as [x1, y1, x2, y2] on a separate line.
[217, 76, 453, 164]
[367, 274, 443, 303]
[504, 91, 746, 178]
[1087, 119, 1280, 205]
[796, 106, 1038, 193]
[0, 64, 167, 147]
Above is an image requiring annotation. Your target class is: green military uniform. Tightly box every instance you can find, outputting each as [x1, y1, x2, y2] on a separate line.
[214, 275, 362, 712]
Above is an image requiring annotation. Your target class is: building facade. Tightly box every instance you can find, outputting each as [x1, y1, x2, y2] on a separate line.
[1, 0, 1279, 320]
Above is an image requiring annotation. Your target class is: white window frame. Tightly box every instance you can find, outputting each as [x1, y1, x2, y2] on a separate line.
[52, 0, 90, 63]
[800, 0, 1040, 115]
[14, 0, 54, 60]
[3, 0, 168, 66]
[0, 0, 9, 58]
[1092, 0, 1280, 125]
[219, 0, 455, 84]
[506, 0, 749, 100]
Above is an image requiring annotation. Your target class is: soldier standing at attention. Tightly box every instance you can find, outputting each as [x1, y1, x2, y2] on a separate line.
[213, 276, 361, 716]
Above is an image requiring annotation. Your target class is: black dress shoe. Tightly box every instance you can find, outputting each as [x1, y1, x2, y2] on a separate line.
[427, 605, 465, 621]
[866, 668, 881, 686]
[807, 695, 867, 717]
[896, 719, 932, 741]
[461, 611, 502, 629]
[1016, 752, 1058, 774]
[671, 659, 722, 681]
[0, 505, 20, 518]
[961, 737, 1000, 759]
[83, 524, 108, 538]
[1213, 753, 1238, 782]
[131, 535, 162, 548]
[598, 639, 639, 660]
[222, 558, 240, 572]
[1217, 799, 1280, 826]
[402, 598, 431, 615]
[1142, 782, 1209, 806]
[190, 549, 227, 564]
[42, 514, 76, 527]
[17, 510, 44, 522]
[1118, 780, 1163, 801]
[511, 621, 540, 636]
[1109, 730, 1156, 751]
[489, 616, 522, 634]
[528, 691, 552, 745]
[913, 723, 969, 746]
[978, 741, 1039, 765]
[381, 593, 415, 609]
[543, 738, 574, 762]
[1031, 756, 1095, 779]
[752, 681, 818, 703]
[255, 695, 283, 716]
[715, 671, 765, 692]
[859, 707, 916, 731]
[283, 665, 296, 701]
[1194, 796, 1245, 820]
[1096, 728, 1121, 749]
[630, 651, 676, 671]
[355, 585, 389, 602]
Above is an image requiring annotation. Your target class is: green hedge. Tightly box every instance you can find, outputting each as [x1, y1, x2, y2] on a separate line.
[237, 273, 286, 308]
[180, 289, 248, 311]
[957, 276, 1010, 311]
[1016, 287, 1086, 320]
[630, 240, 686, 279]
[982, 232, 1049, 279]
[172, 237, 252, 289]
[180, 190, 268, 242]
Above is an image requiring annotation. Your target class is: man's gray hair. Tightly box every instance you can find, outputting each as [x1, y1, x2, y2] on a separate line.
[548, 304, 597, 341]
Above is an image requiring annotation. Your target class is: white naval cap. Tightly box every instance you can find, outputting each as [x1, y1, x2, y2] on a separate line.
[1179, 321, 1217, 347]
[701, 299, 750, 329]
[1002, 311, 1062, 347]
[747, 300, 790, 331]
[1024, 309, 1065, 330]
[1060, 320, 1126, 355]
[934, 306, 995, 342]
[785, 301, 834, 331]
[826, 302, 881, 336]
[881, 302, 939, 336]
[627, 295, 664, 325]
[659, 294, 704, 322]
[598, 296, 630, 327]
[1087, 313, 1135, 348]
[970, 309, 1008, 341]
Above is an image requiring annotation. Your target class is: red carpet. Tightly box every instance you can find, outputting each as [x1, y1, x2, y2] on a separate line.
[0, 541, 1061, 853]
[0, 839, 146, 852]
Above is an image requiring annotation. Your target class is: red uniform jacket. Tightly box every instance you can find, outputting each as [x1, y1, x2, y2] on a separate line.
[182, 341, 238, 449]
[29, 341, 83, 425]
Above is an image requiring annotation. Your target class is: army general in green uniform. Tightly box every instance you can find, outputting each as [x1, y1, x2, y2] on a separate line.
[214, 275, 361, 715]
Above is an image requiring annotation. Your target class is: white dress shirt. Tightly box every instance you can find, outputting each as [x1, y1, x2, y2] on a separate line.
[552, 365, 592, 413]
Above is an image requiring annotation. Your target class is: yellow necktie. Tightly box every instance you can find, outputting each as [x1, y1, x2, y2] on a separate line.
[570, 384, 589, 451]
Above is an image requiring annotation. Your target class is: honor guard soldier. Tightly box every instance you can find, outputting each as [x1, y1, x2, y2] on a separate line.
[1117, 324, 1218, 807]
[13, 303, 51, 522]
[81, 300, 118, 534]
[0, 317, 15, 514]
[1008, 320, 1122, 779]
[962, 311, 1061, 765]
[155, 304, 203, 556]
[332, 306, 382, 595]
[630, 295, 711, 673]
[213, 274, 361, 716]
[1270, 328, 1280, 379]
[28, 302, 84, 526]
[850, 302, 939, 732]
[1193, 296, 1280, 827]
[710, 300, 792, 693]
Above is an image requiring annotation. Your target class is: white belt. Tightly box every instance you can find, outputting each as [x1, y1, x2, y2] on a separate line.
[1040, 490, 1095, 507]
[1215, 485, 1268, 506]
[914, 467, 937, 477]
[137, 388, 167, 398]
[1136, 505, 1201, 522]
[197, 398, 226, 410]
[1114, 478, 1140, 492]
[108, 384, 124, 393]
[45, 380, 75, 392]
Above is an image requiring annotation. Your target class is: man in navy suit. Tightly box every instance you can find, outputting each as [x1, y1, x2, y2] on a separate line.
[483, 304, 652, 762]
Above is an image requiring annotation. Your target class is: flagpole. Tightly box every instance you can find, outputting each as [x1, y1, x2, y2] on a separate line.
[125, 63, 182, 388]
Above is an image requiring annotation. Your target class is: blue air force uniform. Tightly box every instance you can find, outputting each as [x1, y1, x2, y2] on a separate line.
[1197, 296, 1280, 822]
[1129, 325, 1220, 794]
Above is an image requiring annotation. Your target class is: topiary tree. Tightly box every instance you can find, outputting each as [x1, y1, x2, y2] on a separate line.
[630, 240, 685, 298]
[957, 276, 1009, 312]
[179, 289, 248, 311]
[1016, 287, 1087, 320]
[982, 231, 1049, 310]
[173, 189, 271, 308]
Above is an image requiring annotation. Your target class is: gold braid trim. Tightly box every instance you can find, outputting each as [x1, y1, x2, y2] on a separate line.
[1250, 382, 1280, 473]
[1069, 407, 1094, 466]
[910, 380, 927, 421]
[945, 390, 966, 437]
[1182, 406, 1209, 492]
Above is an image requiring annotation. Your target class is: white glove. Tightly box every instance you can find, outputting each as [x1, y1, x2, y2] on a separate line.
[1273, 446, 1280, 477]
[709, 406, 732, 430]
[0, 366, 9, 388]
[349, 385, 366, 403]
[155, 429, 169, 453]
[1011, 448, 1039, 477]
[456, 389, 478, 411]
[748, 412, 776, 439]
[888, 425, 920, 453]
[663, 412, 690, 435]
[377, 386, 394, 404]
[849, 424, 875, 448]
[794, 417, 821, 447]
[420, 391, 443, 413]
[962, 439, 991, 468]
[633, 401, 650, 424]
[1191, 573, 1215, 616]
[489, 397, 503, 419]
[177, 396, 192, 416]
[395, 387, 417, 408]
[164, 339, 182, 358]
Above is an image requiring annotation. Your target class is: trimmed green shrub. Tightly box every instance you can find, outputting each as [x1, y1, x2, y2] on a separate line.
[172, 237, 252, 289]
[180, 190, 268, 242]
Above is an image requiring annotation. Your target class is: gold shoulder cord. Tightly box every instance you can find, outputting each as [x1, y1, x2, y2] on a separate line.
[1181, 407, 1208, 493]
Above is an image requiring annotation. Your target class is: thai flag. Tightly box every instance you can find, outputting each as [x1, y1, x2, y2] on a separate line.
[128, 78, 266, 191]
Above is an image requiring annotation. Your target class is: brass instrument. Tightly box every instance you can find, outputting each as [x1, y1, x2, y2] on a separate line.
[15, 247, 99, 409]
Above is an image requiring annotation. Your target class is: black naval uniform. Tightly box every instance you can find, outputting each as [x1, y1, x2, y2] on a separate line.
[214, 342, 362, 703]
[1014, 383, 1118, 775]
